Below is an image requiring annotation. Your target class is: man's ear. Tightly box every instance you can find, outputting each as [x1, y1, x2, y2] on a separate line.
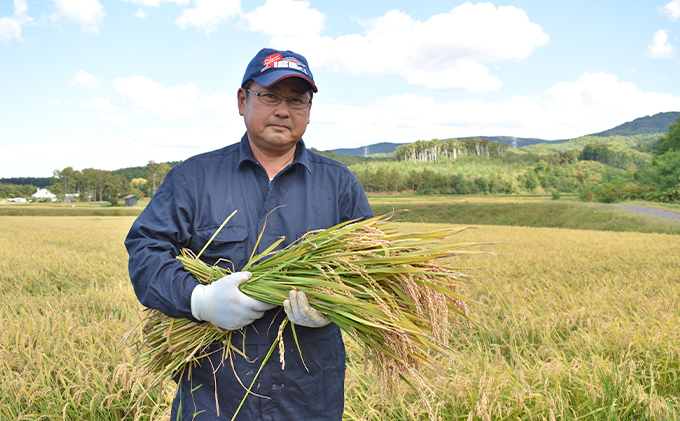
[237, 87, 247, 116]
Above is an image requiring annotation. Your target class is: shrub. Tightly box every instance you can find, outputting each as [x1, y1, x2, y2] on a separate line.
[579, 187, 595, 202]
[645, 188, 680, 204]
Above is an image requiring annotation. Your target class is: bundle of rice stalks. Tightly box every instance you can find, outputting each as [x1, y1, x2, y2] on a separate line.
[126, 213, 488, 418]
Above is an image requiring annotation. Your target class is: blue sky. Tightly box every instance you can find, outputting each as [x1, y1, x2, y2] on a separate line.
[1, 0, 680, 178]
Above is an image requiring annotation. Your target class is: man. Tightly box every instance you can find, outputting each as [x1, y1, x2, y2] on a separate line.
[125, 48, 373, 420]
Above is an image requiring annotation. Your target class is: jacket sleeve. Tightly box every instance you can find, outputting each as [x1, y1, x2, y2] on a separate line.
[341, 175, 373, 222]
[124, 165, 200, 320]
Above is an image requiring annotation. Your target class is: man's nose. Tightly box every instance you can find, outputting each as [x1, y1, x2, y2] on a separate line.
[272, 99, 291, 116]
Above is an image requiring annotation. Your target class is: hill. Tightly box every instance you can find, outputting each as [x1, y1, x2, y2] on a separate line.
[328, 111, 679, 157]
[0, 177, 51, 188]
[588, 111, 680, 137]
[113, 161, 181, 183]
[329, 136, 563, 157]
[511, 133, 660, 156]
[330, 142, 404, 157]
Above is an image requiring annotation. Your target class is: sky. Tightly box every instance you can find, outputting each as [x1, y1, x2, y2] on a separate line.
[1, 0, 680, 178]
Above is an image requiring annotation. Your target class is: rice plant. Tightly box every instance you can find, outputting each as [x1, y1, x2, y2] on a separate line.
[131, 213, 487, 419]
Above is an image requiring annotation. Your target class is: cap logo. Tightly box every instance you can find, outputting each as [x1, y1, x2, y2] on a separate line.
[263, 53, 282, 67]
[261, 53, 309, 75]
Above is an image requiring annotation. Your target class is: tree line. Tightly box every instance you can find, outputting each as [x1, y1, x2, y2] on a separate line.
[352, 151, 596, 196]
[48, 161, 175, 203]
[395, 138, 509, 162]
[579, 144, 650, 169]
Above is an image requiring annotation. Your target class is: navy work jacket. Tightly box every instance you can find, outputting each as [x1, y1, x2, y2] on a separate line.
[125, 134, 373, 420]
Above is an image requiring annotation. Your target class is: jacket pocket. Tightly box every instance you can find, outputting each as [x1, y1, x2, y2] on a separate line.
[192, 224, 249, 270]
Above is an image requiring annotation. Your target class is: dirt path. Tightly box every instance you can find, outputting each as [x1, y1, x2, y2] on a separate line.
[618, 205, 680, 223]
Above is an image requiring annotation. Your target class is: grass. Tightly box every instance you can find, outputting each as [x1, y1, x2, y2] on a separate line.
[0, 202, 144, 216]
[369, 197, 680, 235]
[1, 214, 679, 420]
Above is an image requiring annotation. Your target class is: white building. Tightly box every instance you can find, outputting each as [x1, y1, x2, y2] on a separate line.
[31, 188, 57, 201]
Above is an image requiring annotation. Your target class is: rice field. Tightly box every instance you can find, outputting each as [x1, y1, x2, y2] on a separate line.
[1, 216, 678, 420]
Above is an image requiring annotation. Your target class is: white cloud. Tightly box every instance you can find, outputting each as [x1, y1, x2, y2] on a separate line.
[243, 0, 325, 37]
[113, 75, 237, 121]
[121, 0, 189, 7]
[198, 93, 236, 115]
[69, 69, 101, 89]
[134, 8, 147, 19]
[99, 113, 129, 123]
[0, 0, 34, 45]
[115, 126, 240, 150]
[82, 98, 118, 113]
[175, 0, 241, 35]
[49, 0, 106, 35]
[266, 2, 549, 92]
[401, 58, 503, 93]
[662, 0, 680, 21]
[303, 71, 680, 150]
[0, 125, 241, 178]
[646, 29, 676, 59]
[48, 99, 73, 107]
[114, 76, 202, 120]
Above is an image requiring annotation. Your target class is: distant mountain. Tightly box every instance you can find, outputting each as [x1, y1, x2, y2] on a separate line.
[328, 111, 680, 157]
[329, 136, 566, 157]
[589, 111, 679, 137]
[330, 142, 405, 157]
[0, 177, 51, 187]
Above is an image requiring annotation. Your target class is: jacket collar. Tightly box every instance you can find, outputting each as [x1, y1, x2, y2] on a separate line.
[237, 132, 312, 174]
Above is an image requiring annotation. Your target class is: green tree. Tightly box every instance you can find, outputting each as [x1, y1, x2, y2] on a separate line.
[130, 178, 148, 195]
[146, 161, 170, 196]
[653, 115, 680, 156]
[640, 151, 680, 193]
[51, 167, 83, 201]
[82, 168, 98, 201]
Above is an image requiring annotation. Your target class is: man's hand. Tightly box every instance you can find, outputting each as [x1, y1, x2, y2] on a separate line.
[191, 271, 276, 330]
[283, 290, 331, 328]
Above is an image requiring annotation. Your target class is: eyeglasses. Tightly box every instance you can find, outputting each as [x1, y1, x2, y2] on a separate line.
[247, 89, 311, 110]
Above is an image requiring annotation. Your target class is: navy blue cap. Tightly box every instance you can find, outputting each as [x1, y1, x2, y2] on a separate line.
[241, 48, 317, 93]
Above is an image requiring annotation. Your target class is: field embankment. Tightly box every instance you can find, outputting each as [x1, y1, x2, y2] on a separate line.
[0, 203, 143, 216]
[1, 216, 678, 420]
[369, 196, 680, 235]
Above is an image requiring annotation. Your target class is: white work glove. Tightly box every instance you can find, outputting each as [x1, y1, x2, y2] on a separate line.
[283, 290, 331, 328]
[191, 271, 276, 330]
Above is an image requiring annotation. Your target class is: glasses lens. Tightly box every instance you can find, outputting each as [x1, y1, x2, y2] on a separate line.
[255, 91, 310, 109]
[259, 92, 281, 105]
[287, 97, 310, 109]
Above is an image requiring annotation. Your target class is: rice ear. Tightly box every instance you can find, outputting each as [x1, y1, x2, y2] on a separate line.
[127, 213, 491, 420]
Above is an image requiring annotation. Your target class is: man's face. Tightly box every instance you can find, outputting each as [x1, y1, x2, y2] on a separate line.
[238, 78, 312, 156]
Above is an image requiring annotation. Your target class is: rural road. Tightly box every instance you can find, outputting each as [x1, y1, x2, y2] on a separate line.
[618, 205, 680, 223]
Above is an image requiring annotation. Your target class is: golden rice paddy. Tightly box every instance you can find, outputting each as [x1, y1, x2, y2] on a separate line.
[1, 216, 678, 420]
